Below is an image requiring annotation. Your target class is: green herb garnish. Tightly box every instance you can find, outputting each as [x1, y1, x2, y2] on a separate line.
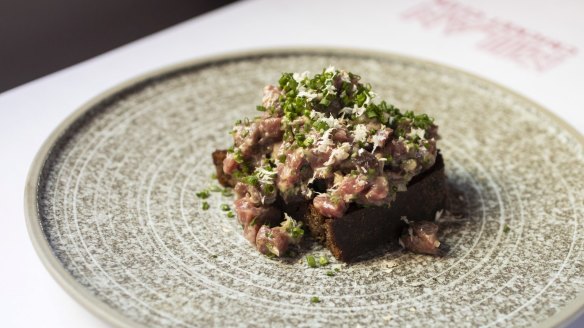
[503, 224, 511, 234]
[310, 296, 321, 304]
[202, 201, 210, 210]
[196, 190, 210, 199]
[220, 204, 230, 211]
[319, 256, 329, 266]
[326, 271, 335, 277]
[226, 211, 235, 218]
[306, 255, 317, 268]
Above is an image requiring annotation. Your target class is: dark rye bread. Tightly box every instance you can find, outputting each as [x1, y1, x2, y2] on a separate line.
[213, 149, 446, 262]
[284, 153, 446, 262]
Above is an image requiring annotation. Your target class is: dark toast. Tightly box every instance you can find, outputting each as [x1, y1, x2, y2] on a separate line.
[214, 150, 446, 262]
[284, 153, 446, 262]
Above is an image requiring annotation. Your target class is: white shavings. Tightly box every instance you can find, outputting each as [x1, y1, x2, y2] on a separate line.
[339, 70, 351, 82]
[316, 128, 334, 152]
[309, 110, 323, 120]
[339, 107, 353, 116]
[354, 105, 367, 117]
[324, 83, 336, 93]
[256, 166, 277, 185]
[293, 71, 310, 83]
[358, 148, 365, 156]
[410, 127, 426, 140]
[363, 94, 373, 106]
[353, 124, 368, 143]
[312, 111, 342, 133]
[324, 142, 351, 166]
[371, 127, 386, 152]
[297, 90, 319, 100]
[317, 115, 341, 129]
[435, 209, 444, 221]
[325, 65, 336, 74]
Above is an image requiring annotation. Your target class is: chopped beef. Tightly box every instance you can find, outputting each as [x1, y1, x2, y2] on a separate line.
[399, 221, 449, 256]
[213, 67, 445, 259]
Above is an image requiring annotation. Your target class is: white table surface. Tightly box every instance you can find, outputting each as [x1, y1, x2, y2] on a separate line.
[1, 0, 583, 326]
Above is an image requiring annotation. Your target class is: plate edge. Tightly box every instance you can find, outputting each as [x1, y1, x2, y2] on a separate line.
[23, 46, 584, 328]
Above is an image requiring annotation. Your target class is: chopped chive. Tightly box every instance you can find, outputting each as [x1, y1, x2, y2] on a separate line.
[210, 254, 218, 259]
[226, 211, 234, 218]
[326, 271, 335, 277]
[310, 296, 321, 304]
[196, 190, 210, 199]
[202, 201, 210, 210]
[503, 224, 510, 234]
[306, 255, 317, 268]
[256, 105, 267, 112]
[319, 256, 329, 266]
[220, 204, 230, 211]
[334, 267, 340, 272]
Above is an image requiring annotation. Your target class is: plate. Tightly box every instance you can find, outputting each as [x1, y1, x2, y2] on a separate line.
[25, 49, 584, 327]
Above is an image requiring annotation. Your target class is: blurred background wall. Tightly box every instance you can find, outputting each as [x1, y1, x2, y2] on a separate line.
[0, 0, 237, 92]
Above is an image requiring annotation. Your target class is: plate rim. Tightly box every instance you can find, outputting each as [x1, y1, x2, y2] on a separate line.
[24, 46, 584, 328]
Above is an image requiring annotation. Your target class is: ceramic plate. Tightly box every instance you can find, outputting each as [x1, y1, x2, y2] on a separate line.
[26, 49, 584, 327]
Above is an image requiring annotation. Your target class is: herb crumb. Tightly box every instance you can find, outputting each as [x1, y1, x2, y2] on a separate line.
[202, 201, 210, 210]
[306, 255, 317, 268]
[310, 296, 321, 304]
[226, 211, 235, 218]
[326, 271, 335, 277]
[319, 256, 329, 266]
[196, 190, 210, 199]
[503, 224, 511, 234]
[221, 204, 230, 211]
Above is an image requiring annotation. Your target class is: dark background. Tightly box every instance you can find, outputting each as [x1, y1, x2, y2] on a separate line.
[0, 0, 237, 93]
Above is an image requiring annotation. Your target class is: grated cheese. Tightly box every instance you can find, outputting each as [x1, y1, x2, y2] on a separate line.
[324, 142, 351, 166]
[352, 124, 368, 143]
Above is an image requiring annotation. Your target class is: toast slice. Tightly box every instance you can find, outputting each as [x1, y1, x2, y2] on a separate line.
[284, 153, 446, 262]
[213, 150, 446, 262]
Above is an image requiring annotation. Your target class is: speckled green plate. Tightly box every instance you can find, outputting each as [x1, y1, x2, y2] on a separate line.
[25, 49, 584, 327]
